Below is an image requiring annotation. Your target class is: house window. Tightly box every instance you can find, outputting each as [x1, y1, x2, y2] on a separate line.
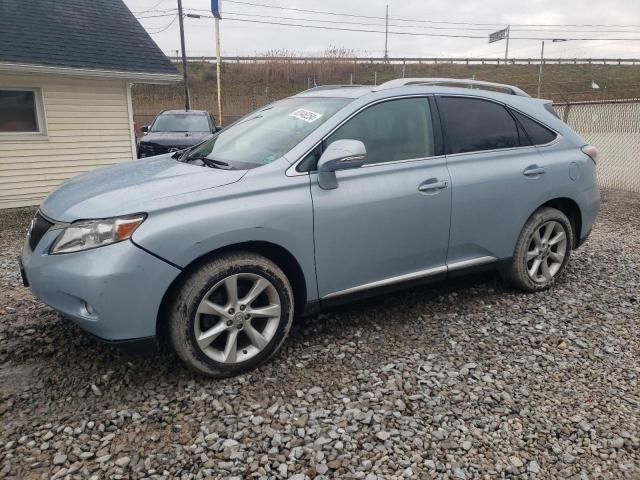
[0, 88, 45, 135]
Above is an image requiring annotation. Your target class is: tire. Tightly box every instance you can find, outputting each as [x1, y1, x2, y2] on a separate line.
[168, 251, 294, 377]
[503, 207, 574, 292]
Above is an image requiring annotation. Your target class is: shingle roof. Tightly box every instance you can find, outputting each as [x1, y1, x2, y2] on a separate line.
[0, 0, 177, 75]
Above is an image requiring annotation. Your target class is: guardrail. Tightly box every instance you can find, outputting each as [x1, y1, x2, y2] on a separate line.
[172, 56, 640, 66]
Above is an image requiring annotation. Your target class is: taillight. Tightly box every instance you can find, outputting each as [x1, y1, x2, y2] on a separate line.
[581, 145, 598, 164]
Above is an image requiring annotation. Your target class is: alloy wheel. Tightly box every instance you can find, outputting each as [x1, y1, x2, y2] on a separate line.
[194, 273, 281, 363]
[525, 220, 568, 283]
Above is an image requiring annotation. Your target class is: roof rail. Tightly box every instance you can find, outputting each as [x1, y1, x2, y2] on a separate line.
[303, 84, 366, 92]
[375, 78, 530, 97]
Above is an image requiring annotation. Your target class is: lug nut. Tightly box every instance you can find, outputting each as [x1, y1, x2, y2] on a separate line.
[244, 313, 251, 320]
[228, 308, 235, 315]
[226, 320, 233, 326]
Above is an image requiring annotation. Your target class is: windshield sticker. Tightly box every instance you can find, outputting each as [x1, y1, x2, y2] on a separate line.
[289, 108, 323, 123]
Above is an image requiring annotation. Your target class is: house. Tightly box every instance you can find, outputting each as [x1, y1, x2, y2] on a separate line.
[0, 0, 180, 209]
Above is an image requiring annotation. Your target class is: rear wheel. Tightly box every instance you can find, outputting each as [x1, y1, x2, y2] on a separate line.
[168, 252, 294, 377]
[503, 207, 573, 292]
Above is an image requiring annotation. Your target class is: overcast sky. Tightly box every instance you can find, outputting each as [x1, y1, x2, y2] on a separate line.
[124, 0, 640, 59]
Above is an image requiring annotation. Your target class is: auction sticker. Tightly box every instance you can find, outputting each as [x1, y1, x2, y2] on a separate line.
[289, 108, 323, 123]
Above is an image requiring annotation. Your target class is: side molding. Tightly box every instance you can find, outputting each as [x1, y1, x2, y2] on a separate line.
[321, 256, 498, 300]
[322, 265, 447, 300]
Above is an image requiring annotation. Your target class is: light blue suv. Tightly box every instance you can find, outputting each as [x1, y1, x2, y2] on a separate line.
[21, 78, 600, 377]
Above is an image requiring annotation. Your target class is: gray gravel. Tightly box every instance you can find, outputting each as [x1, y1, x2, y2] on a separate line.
[1, 190, 638, 479]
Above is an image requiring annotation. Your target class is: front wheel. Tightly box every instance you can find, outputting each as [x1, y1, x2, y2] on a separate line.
[503, 207, 574, 292]
[168, 252, 294, 377]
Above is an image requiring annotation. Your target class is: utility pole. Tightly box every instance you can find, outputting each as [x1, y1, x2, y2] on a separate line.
[505, 25, 510, 61]
[214, 16, 223, 126]
[210, 0, 224, 127]
[176, 0, 190, 110]
[187, 3, 223, 125]
[538, 38, 567, 98]
[537, 40, 545, 98]
[384, 5, 389, 62]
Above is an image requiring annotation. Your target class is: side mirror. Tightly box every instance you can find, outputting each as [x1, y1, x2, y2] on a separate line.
[317, 139, 367, 190]
[141, 125, 149, 133]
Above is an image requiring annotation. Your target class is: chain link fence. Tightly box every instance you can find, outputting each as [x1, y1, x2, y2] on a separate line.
[132, 88, 281, 129]
[556, 99, 640, 192]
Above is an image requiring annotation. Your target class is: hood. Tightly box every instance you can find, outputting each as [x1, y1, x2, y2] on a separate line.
[40, 154, 246, 222]
[139, 131, 213, 147]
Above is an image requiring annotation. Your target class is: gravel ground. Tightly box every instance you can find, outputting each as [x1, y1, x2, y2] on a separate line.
[0, 190, 638, 480]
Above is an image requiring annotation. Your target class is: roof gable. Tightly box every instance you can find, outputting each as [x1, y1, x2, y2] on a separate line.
[0, 0, 178, 76]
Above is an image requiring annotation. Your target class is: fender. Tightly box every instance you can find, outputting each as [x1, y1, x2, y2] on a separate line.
[132, 166, 319, 303]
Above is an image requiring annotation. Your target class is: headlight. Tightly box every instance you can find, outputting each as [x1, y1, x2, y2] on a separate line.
[50, 214, 146, 254]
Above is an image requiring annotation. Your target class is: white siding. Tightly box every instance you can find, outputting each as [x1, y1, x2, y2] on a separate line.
[0, 74, 135, 209]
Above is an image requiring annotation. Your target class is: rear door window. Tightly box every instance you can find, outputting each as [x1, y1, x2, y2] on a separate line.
[511, 110, 558, 145]
[438, 96, 520, 154]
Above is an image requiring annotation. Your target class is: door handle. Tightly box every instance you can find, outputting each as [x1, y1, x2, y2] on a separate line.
[523, 165, 546, 177]
[418, 179, 449, 193]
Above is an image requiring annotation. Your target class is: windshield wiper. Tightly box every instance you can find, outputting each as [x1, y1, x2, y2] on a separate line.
[186, 156, 234, 170]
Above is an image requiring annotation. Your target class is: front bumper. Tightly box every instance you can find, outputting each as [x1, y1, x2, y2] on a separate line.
[21, 229, 181, 341]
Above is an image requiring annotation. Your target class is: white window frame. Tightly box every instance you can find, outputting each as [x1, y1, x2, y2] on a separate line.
[0, 87, 48, 139]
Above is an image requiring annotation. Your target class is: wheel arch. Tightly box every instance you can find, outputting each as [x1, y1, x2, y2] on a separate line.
[539, 197, 582, 248]
[156, 241, 308, 346]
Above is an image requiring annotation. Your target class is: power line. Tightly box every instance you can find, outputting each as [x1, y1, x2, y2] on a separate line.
[137, 7, 640, 33]
[207, 11, 640, 34]
[136, 5, 640, 32]
[217, 10, 496, 31]
[181, 14, 640, 41]
[147, 14, 179, 34]
[132, 0, 169, 14]
[135, 12, 177, 20]
[221, 0, 640, 29]
[184, 14, 487, 38]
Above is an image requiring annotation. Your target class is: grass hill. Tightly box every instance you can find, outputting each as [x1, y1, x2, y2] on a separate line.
[132, 59, 640, 125]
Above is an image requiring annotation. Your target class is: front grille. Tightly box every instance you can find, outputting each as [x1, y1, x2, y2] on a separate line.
[28, 211, 54, 251]
[140, 143, 172, 157]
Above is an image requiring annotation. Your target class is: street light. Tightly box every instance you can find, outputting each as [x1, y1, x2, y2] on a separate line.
[538, 39, 568, 98]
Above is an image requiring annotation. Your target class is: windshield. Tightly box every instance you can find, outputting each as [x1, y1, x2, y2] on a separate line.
[151, 113, 211, 132]
[185, 97, 351, 166]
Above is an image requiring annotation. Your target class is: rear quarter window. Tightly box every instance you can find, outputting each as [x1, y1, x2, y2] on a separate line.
[511, 110, 558, 145]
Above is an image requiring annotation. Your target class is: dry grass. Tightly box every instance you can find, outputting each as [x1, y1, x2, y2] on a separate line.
[132, 58, 640, 125]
